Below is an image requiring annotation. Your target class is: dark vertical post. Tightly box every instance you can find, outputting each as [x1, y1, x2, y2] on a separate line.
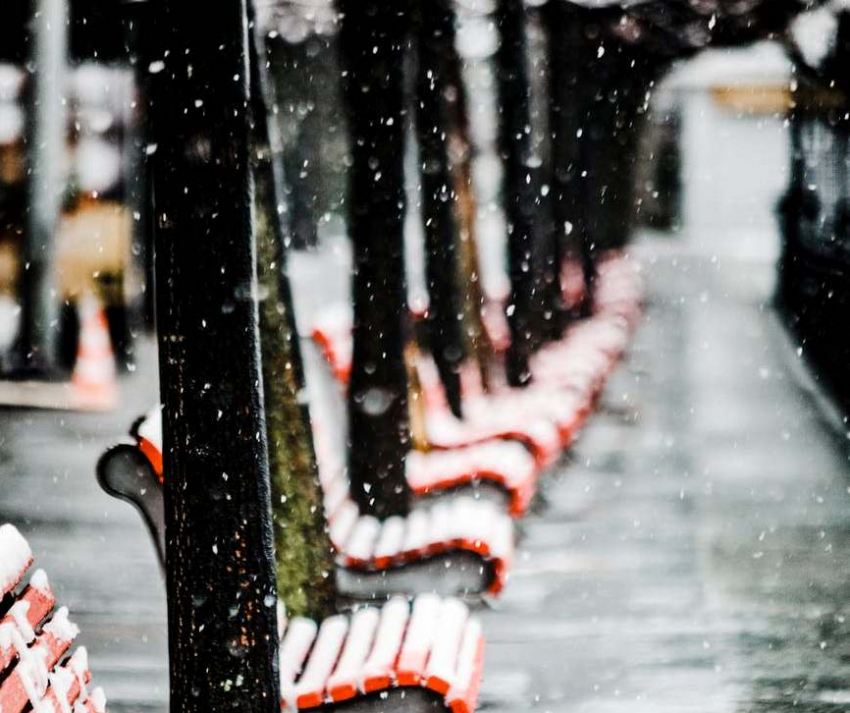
[525, 3, 565, 343]
[338, 0, 413, 518]
[544, 1, 593, 318]
[124, 0, 157, 331]
[149, 0, 281, 709]
[443, 26, 494, 391]
[598, 45, 651, 254]
[248, 10, 336, 621]
[494, 0, 538, 386]
[10, 0, 67, 375]
[414, 0, 466, 417]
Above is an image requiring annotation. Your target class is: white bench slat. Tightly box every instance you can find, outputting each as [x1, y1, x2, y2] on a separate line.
[343, 516, 381, 565]
[446, 617, 485, 713]
[450, 498, 494, 554]
[323, 477, 349, 521]
[293, 615, 348, 709]
[400, 509, 431, 556]
[427, 501, 453, 549]
[396, 593, 442, 686]
[360, 596, 409, 691]
[0, 525, 32, 597]
[373, 516, 406, 568]
[490, 510, 515, 561]
[328, 501, 359, 549]
[278, 617, 318, 706]
[326, 607, 380, 702]
[136, 406, 163, 452]
[423, 598, 468, 695]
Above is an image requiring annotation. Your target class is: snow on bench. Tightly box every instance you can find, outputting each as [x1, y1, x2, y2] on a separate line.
[125, 404, 539, 518]
[406, 441, 535, 517]
[312, 423, 514, 597]
[99, 410, 516, 597]
[414, 356, 584, 461]
[309, 258, 642, 463]
[278, 594, 483, 712]
[310, 304, 353, 385]
[0, 524, 107, 713]
[311, 323, 572, 467]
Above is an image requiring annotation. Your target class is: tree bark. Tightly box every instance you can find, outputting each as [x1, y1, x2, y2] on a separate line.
[414, 0, 467, 417]
[149, 0, 281, 709]
[438, 1, 494, 392]
[338, 0, 413, 519]
[494, 0, 539, 386]
[544, 1, 594, 318]
[249, 12, 336, 621]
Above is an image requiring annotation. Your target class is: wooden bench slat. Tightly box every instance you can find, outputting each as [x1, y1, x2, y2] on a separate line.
[399, 509, 431, 559]
[72, 686, 107, 713]
[326, 607, 380, 702]
[0, 525, 33, 599]
[41, 646, 91, 713]
[449, 498, 493, 557]
[446, 618, 485, 713]
[343, 516, 381, 566]
[279, 617, 319, 704]
[0, 572, 56, 672]
[395, 594, 441, 686]
[323, 477, 349, 522]
[328, 501, 359, 550]
[0, 607, 78, 713]
[360, 596, 408, 693]
[373, 516, 406, 569]
[423, 598, 468, 696]
[294, 615, 348, 709]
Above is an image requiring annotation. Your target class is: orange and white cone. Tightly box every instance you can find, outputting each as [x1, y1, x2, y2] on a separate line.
[71, 295, 118, 410]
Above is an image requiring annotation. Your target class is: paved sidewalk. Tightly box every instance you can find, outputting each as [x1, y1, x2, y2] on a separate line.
[480, 238, 850, 712]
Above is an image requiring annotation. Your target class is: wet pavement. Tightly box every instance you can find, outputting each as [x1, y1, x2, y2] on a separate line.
[481, 235, 850, 712]
[1, 232, 850, 712]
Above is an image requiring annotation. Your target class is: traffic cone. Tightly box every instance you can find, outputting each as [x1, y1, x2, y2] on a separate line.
[71, 295, 118, 410]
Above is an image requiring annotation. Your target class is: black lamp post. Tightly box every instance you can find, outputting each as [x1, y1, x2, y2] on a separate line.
[149, 0, 281, 708]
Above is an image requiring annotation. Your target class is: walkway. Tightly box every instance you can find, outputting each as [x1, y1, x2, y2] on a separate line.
[481, 234, 850, 712]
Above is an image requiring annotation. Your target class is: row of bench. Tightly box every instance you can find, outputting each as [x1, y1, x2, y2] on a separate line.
[96, 252, 643, 712]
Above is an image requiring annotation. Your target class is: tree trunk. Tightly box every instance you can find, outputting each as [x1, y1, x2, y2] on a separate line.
[494, 0, 539, 386]
[249, 12, 336, 621]
[414, 0, 467, 418]
[544, 1, 594, 318]
[338, 0, 413, 519]
[10, 0, 67, 376]
[440, 1, 494, 392]
[124, 0, 157, 331]
[149, 0, 281, 709]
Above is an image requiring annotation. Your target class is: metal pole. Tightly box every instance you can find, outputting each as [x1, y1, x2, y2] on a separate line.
[544, 1, 592, 319]
[414, 0, 467, 417]
[149, 0, 281, 708]
[494, 0, 539, 386]
[10, 0, 67, 376]
[338, 0, 413, 518]
[123, 0, 157, 331]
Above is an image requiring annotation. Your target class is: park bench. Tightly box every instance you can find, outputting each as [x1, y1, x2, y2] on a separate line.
[278, 594, 482, 712]
[0, 523, 107, 713]
[99, 409, 515, 597]
[96, 437, 490, 711]
[310, 253, 643, 467]
[311, 315, 569, 466]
